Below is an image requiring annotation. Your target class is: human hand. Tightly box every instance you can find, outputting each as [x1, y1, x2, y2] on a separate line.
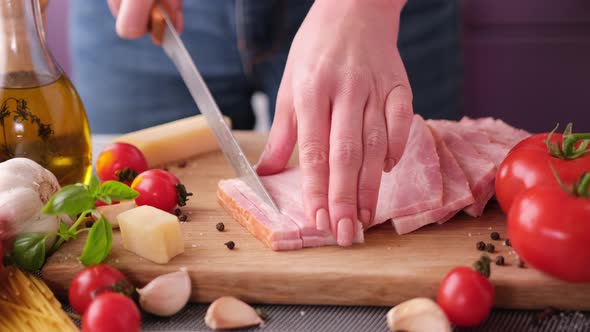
[256, 0, 414, 246]
[106, 0, 183, 44]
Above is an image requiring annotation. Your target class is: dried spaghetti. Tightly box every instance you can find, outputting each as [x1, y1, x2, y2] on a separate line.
[0, 266, 78, 332]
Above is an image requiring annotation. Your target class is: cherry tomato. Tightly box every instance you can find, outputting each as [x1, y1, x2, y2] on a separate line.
[508, 181, 590, 282]
[96, 143, 148, 184]
[69, 265, 132, 314]
[496, 131, 590, 214]
[437, 266, 494, 327]
[131, 169, 192, 212]
[82, 292, 141, 332]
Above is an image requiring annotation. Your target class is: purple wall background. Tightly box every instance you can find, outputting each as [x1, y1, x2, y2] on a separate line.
[45, 1, 590, 133]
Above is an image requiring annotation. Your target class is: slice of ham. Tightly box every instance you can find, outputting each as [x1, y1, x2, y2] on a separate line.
[373, 115, 443, 225]
[428, 122, 497, 217]
[392, 128, 474, 234]
[459, 117, 530, 150]
[218, 168, 364, 251]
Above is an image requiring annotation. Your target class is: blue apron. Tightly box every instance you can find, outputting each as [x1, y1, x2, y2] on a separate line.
[70, 0, 460, 133]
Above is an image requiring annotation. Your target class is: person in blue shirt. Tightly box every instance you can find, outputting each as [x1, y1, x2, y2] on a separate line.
[70, 0, 460, 246]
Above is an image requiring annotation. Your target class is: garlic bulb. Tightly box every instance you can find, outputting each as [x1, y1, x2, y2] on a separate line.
[137, 269, 191, 316]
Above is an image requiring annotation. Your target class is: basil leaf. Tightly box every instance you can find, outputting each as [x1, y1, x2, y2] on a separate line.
[43, 184, 94, 215]
[12, 233, 47, 272]
[79, 216, 112, 266]
[99, 181, 139, 201]
[88, 174, 100, 197]
[58, 222, 76, 241]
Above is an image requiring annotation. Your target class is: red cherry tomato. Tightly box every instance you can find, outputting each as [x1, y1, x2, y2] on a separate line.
[496, 131, 590, 214]
[508, 182, 590, 282]
[131, 169, 187, 212]
[437, 266, 494, 327]
[96, 143, 148, 184]
[82, 293, 141, 332]
[69, 265, 132, 314]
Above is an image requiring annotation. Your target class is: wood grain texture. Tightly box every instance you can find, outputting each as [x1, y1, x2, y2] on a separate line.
[41, 132, 590, 309]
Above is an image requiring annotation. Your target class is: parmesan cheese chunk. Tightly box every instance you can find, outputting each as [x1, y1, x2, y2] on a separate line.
[113, 115, 231, 167]
[117, 205, 185, 264]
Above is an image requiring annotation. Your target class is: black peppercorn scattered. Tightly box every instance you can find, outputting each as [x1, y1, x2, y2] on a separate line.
[486, 243, 495, 253]
[532, 307, 557, 326]
[178, 214, 188, 222]
[216, 222, 225, 232]
[504, 239, 511, 247]
[85, 220, 94, 228]
[476, 241, 486, 251]
[224, 241, 235, 250]
[518, 259, 526, 268]
[490, 231, 500, 240]
[495, 256, 505, 266]
[178, 160, 187, 168]
[174, 208, 182, 216]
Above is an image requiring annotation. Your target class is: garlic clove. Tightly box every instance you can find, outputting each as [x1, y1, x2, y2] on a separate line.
[96, 201, 136, 228]
[386, 297, 451, 332]
[137, 269, 191, 317]
[205, 296, 263, 330]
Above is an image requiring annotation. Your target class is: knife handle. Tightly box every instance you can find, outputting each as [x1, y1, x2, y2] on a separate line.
[149, 2, 175, 46]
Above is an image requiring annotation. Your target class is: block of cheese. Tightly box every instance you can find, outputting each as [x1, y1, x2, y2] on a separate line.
[117, 205, 185, 264]
[114, 114, 231, 167]
[96, 200, 136, 228]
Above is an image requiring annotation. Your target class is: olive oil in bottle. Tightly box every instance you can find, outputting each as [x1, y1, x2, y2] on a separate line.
[0, 73, 91, 185]
[0, 0, 92, 185]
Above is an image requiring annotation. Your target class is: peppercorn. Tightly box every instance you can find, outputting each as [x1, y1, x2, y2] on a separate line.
[518, 259, 526, 268]
[179, 214, 188, 222]
[178, 160, 187, 168]
[476, 241, 486, 251]
[224, 241, 235, 250]
[490, 231, 500, 240]
[495, 255, 505, 266]
[486, 243, 495, 253]
[174, 208, 182, 216]
[85, 220, 94, 228]
[504, 239, 511, 247]
[216, 222, 225, 232]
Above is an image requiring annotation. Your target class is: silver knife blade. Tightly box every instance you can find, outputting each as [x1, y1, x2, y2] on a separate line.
[158, 7, 280, 213]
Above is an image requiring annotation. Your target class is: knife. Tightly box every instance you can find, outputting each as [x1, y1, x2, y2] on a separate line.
[153, 5, 280, 212]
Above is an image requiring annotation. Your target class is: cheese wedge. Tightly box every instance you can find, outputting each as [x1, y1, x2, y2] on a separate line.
[114, 115, 231, 167]
[117, 205, 185, 264]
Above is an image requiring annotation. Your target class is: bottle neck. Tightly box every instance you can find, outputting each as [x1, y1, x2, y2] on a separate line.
[0, 0, 61, 88]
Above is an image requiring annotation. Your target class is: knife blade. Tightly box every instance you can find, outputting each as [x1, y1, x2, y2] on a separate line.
[156, 6, 280, 212]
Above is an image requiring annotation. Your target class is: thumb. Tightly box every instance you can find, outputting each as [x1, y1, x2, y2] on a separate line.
[383, 84, 413, 172]
[116, 0, 155, 39]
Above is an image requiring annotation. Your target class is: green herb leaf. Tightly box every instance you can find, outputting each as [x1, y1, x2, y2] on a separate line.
[12, 233, 47, 272]
[88, 174, 100, 197]
[99, 181, 139, 201]
[43, 184, 94, 215]
[58, 222, 76, 242]
[79, 216, 112, 266]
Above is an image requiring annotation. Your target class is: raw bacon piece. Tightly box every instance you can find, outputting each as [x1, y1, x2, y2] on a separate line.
[428, 122, 497, 217]
[218, 168, 364, 251]
[373, 115, 443, 225]
[392, 129, 474, 234]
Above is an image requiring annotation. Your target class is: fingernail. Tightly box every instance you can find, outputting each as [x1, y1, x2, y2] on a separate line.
[359, 209, 371, 225]
[316, 209, 330, 231]
[337, 218, 353, 246]
[384, 158, 396, 172]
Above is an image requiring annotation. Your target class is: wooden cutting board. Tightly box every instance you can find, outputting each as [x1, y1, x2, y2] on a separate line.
[42, 132, 590, 310]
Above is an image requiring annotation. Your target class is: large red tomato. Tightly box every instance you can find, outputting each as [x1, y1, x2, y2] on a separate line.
[82, 293, 141, 332]
[131, 169, 192, 212]
[96, 143, 148, 184]
[508, 178, 590, 282]
[437, 264, 494, 327]
[69, 265, 133, 314]
[496, 128, 590, 214]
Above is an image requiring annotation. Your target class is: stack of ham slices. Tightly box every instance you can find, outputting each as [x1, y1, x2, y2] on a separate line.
[217, 115, 530, 251]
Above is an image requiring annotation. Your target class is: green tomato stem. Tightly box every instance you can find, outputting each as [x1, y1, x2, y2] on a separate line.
[472, 255, 491, 278]
[575, 172, 590, 197]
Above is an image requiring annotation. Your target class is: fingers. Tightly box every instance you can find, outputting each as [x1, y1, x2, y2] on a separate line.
[356, 94, 387, 228]
[294, 80, 331, 233]
[150, 0, 184, 44]
[384, 84, 413, 172]
[328, 79, 368, 246]
[256, 80, 297, 176]
[116, 0, 154, 39]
